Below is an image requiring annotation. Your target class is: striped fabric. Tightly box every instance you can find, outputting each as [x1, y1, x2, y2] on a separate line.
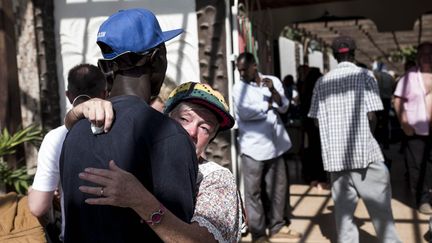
[308, 62, 384, 172]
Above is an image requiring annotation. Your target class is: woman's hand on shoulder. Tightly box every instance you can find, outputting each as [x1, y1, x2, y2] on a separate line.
[65, 98, 114, 133]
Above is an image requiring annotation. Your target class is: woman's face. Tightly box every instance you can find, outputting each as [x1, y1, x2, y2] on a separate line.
[170, 103, 218, 157]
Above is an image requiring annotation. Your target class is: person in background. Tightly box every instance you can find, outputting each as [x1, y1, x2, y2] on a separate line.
[149, 96, 165, 112]
[66, 82, 242, 243]
[150, 77, 177, 112]
[300, 67, 328, 189]
[393, 42, 432, 215]
[233, 52, 302, 243]
[309, 35, 401, 243]
[60, 8, 198, 243]
[296, 64, 310, 98]
[373, 61, 395, 168]
[280, 74, 300, 123]
[28, 63, 108, 241]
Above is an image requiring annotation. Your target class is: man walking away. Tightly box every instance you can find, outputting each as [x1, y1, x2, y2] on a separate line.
[308, 36, 401, 243]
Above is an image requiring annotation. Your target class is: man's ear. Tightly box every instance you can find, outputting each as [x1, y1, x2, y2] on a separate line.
[65, 90, 74, 104]
[99, 90, 109, 99]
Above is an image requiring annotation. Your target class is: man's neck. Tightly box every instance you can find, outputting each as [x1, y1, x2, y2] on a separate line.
[109, 74, 152, 103]
[253, 72, 260, 85]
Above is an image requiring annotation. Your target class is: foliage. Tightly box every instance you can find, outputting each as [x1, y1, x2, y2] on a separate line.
[0, 124, 43, 194]
[308, 39, 322, 52]
[389, 46, 417, 63]
[282, 27, 303, 42]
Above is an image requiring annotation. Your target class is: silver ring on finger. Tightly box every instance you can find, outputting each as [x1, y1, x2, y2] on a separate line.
[100, 187, 104, 197]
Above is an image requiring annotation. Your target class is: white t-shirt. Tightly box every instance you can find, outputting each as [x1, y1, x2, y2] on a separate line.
[32, 125, 68, 239]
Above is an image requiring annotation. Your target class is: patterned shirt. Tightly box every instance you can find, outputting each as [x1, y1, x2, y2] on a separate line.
[308, 62, 384, 172]
[191, 160, 242, 243]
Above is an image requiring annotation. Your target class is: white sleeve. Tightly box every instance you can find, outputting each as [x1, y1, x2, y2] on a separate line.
[32, 126, 68, 192]
[270, 76, 290, 113]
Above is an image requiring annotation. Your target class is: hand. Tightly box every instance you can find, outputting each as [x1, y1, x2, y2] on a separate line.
[262, 78, 274, 91]
[75, 98, 114, 133]
[54, 188, 61, 201]
[79, 160, 151, 209]
[401, 123, 414, 136]
[267, 97, 274, 111]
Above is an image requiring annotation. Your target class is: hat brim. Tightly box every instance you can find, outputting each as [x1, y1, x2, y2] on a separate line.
[184, 98, 235, 131]
[99, 28, 184, 61]
[162, 29, 184, 42]
[98, 51, 136, 61]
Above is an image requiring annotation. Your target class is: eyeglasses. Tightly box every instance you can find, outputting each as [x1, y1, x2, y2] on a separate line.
[98, 48, 160, 75]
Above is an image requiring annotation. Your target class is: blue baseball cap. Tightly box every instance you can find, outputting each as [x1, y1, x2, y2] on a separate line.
[97, 8, 183, 60]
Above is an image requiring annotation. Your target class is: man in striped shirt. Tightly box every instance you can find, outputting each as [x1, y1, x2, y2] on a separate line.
[308, 36, 401, 243]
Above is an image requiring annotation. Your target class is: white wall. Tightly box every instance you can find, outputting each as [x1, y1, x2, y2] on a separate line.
[54, 0, 200, 117]
[308, 50, 323, 73]
[278, 37, 296, 80]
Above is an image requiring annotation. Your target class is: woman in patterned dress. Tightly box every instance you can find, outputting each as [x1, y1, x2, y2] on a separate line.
[69, 82, 243, 243]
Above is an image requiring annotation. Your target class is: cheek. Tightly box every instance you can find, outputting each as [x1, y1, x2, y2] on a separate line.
[196, 134, 210, 149]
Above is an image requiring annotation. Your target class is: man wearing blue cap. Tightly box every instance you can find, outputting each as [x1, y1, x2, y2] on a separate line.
[60, 8, 197, 243]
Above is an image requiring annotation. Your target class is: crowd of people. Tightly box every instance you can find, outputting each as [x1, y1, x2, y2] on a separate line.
[21, 6, 432, 243]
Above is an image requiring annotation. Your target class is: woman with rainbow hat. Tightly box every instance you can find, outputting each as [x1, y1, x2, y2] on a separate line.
[67, 82, 243, 243]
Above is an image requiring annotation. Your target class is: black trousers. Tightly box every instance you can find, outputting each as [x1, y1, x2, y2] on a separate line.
[404, 134, 432, 205]
[241, 154, 287, 239]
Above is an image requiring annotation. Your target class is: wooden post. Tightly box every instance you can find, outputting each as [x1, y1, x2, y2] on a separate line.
[0, 0, 24, 169]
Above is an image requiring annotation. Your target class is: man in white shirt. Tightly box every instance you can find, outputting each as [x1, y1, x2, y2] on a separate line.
[28, 64, 108, 241]
[233, 52, 301, 243]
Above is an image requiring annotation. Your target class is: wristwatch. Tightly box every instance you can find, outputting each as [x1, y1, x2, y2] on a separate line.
[143, 204, 165, 226]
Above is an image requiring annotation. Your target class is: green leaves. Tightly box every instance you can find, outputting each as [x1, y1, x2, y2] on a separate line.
[389, 46, 417, 63]
[0, 161, 33, 194]
[0, 124, 43, 157]
[0, 124, 43, 194]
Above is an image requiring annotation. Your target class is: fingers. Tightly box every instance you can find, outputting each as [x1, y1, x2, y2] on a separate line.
[88, 99, 105, 127]
[103, 102, 114, 133]
[79, 185, 104, 197]
[80, 186, 125, 207]
[79, 171, 112, 186]
[84, 197, 115, 206]
[108, 160, 122, 172]
[80, 98, 113, 129]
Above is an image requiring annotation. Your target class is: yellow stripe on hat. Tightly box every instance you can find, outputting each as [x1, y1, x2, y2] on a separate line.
[193, 83, 229, 110]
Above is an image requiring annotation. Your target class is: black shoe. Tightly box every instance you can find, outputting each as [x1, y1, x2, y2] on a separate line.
[252, 236, 272, 243]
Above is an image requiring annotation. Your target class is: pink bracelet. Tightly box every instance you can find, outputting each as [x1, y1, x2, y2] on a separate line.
[141, 204, 165, 226]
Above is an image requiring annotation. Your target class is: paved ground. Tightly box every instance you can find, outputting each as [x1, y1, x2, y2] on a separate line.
[241, 143, 431, 242]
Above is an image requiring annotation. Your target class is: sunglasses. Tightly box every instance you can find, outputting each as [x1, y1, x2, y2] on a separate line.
[98, 48, 160, 75]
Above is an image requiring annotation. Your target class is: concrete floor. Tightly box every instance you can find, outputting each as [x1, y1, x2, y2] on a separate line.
[241, 143, 431, 243]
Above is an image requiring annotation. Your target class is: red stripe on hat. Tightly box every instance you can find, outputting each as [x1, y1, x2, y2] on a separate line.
[338, 47, 350, 53]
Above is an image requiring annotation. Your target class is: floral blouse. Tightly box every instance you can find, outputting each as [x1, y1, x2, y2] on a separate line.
[191, 160, 243, 243]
